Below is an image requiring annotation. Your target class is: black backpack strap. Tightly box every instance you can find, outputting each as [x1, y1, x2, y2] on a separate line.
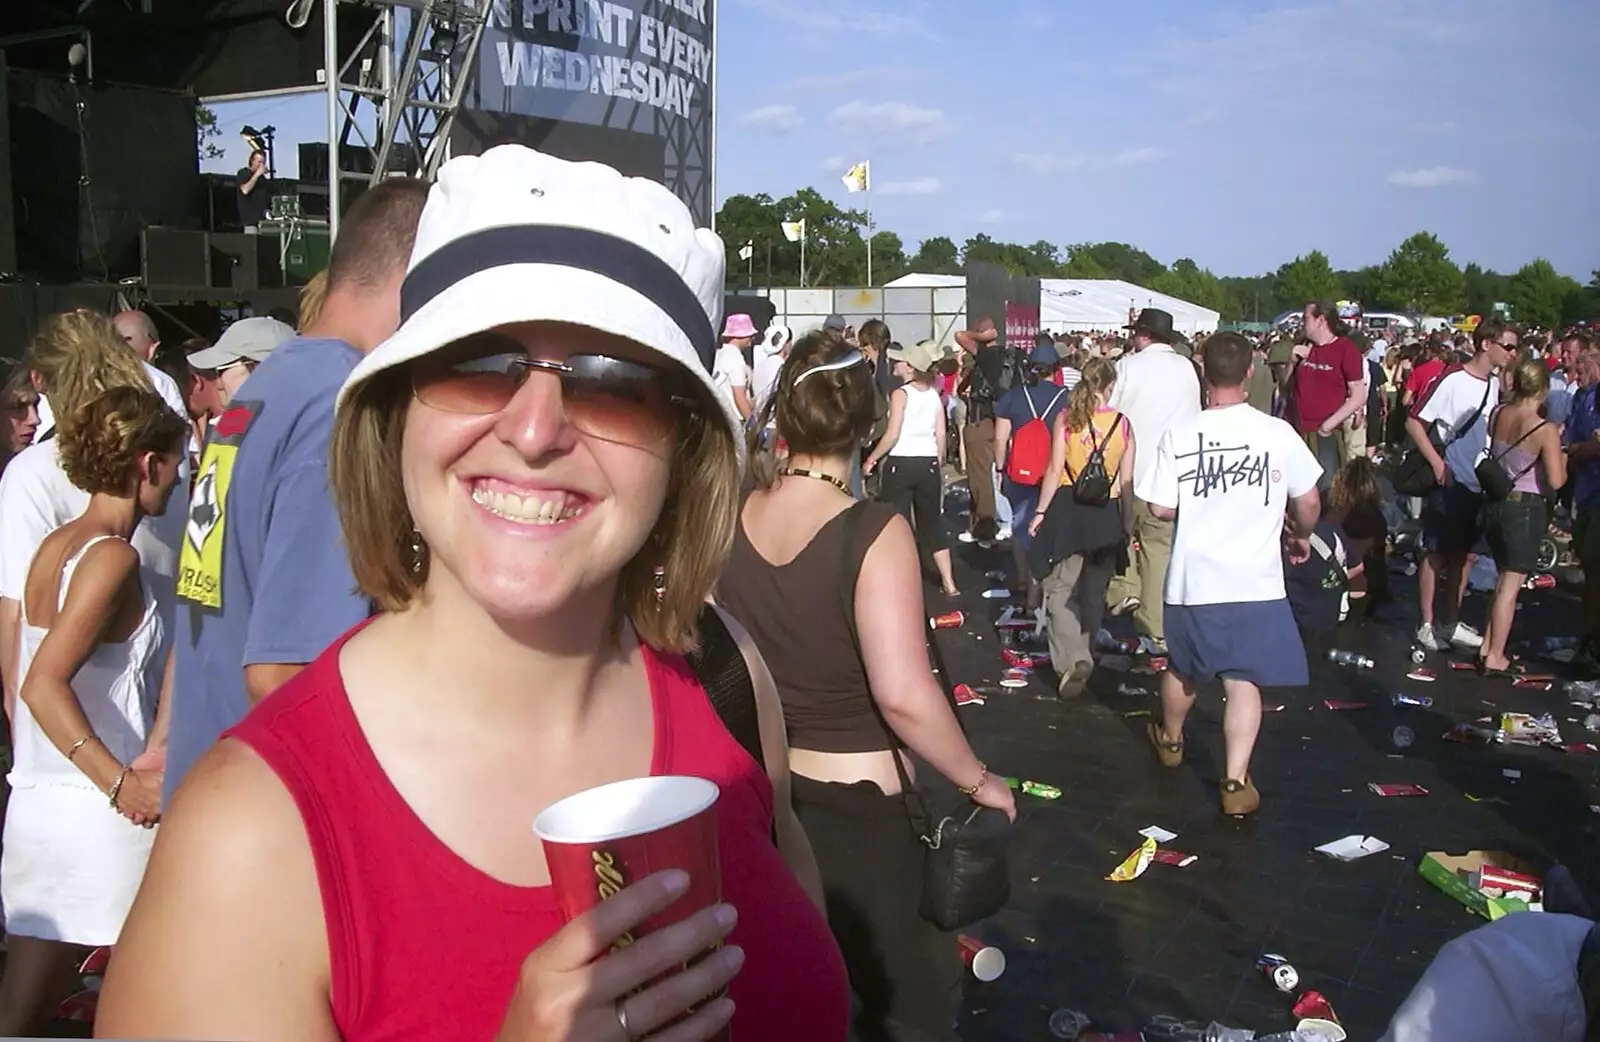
[686, 604, 764, 774]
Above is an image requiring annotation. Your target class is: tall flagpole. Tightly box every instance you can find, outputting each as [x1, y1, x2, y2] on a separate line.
[866, 187, 873, 287]
[801, 226, 808, 288]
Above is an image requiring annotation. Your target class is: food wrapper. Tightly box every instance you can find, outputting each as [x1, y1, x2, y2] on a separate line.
[1151, 848, 1197, 867]
[1500, 712, 1560, 747]
[1106, 836, 1157, 882]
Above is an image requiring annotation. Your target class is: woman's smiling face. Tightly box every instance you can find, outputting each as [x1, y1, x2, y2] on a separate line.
[400, 322, 680, 624]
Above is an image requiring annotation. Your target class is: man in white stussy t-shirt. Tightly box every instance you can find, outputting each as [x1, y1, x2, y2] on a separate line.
[1136, 333, 1323, 817]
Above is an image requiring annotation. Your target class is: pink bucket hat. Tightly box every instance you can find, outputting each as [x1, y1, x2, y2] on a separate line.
[722, 313, 757, 339]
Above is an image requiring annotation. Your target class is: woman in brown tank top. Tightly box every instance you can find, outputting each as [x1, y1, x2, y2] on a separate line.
[717, 332, 1014, 1042]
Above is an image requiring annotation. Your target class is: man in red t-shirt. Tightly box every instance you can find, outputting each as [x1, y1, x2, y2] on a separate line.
[1290, 300, 1367, 477]
[1405, 346, 1447, 409]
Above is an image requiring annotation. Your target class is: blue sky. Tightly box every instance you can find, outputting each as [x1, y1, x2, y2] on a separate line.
[205, 0, 1599, 280]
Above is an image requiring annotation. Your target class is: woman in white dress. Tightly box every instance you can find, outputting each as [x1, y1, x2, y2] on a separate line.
[0, 385, 187, 1035]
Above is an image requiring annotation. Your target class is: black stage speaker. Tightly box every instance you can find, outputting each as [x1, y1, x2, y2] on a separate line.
[0, 53, 16, 275]
[9, 70, 201, 281]
[207, 231, 283, 293]
[142, 227, 209, 287]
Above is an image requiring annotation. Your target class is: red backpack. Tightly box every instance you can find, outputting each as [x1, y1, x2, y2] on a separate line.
[1005, 387, 1066, 486]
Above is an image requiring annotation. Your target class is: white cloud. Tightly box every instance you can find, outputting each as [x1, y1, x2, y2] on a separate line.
[1009, 147, 1168, 175]
[738, 104, 805, 134]
[1185, 108, 1221, 128]
[787, 67, 921, 94]
[735, 0, 933, 39]
[978, 209, 1006, 224]
[828, 100, 953, 146]
[877, 177, 943, 196]
[1387, 166, 1477, 188]
[1412, 119, 1459, 135]
[821, 155, 848, 172]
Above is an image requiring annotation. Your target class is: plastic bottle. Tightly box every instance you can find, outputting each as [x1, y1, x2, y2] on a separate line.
[1326, 649, 1375, 669]
[1203, 1024, 1257, 1042]
[1048, 1009, 1091, 1039]
[1567, 680, 1600, 701]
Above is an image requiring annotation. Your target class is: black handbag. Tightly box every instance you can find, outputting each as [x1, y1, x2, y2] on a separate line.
[1394, 376, 1493, 496]
[1474, 411, 1546, 501]
[837, 503, 1012, 931]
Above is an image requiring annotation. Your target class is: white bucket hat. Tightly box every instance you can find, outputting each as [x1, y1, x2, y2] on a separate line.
[339, 145, 738, 449]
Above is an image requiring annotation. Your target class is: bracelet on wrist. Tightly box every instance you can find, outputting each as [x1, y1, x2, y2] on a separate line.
[108, 765, 131, 810]
[957, 763, 989, 798]
[66, 734, 98, 761]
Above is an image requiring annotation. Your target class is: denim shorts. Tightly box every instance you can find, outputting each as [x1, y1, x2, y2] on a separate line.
[1484, 496, 1547, 575]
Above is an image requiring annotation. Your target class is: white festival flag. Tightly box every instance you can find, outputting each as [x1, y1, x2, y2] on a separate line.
[841, 161, 870, 194]
[738, 242, 755, 261]
[781, 219, 807, 242]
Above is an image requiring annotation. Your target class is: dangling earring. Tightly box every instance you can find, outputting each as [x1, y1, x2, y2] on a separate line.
[408, 530, 427, 576]
[652, 564, 667, 603]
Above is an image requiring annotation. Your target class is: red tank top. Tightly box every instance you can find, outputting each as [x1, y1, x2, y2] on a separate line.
[226, 626, 850, 1042]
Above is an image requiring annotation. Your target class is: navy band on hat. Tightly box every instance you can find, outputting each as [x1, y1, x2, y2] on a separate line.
[400, 224, 718, 369]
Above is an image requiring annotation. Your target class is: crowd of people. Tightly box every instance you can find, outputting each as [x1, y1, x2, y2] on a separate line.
[0, 143, 1594, 1041]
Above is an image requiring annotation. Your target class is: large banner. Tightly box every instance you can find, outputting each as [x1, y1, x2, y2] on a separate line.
[457, 0, 715, 225]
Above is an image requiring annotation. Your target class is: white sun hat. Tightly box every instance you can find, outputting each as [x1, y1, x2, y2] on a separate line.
[338, 145, 738, 449]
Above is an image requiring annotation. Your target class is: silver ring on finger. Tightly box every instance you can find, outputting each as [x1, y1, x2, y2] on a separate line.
[614, 1000, 637, 1041]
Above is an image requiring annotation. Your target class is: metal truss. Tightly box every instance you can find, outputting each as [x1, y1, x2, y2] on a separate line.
[321, 0, 492, 237]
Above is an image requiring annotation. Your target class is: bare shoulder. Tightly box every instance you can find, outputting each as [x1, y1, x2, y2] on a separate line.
[97, 739, 335, 1040]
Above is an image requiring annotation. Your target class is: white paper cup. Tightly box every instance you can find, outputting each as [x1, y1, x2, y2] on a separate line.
[1296, 1019, 1347, 1041]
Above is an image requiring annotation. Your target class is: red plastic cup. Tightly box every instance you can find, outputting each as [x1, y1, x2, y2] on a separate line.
[956, 934, 1005, 981]
[534, 776, 727, 1036]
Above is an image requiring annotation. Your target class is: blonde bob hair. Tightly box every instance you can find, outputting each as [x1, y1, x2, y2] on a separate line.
[328, 350, 741, 655]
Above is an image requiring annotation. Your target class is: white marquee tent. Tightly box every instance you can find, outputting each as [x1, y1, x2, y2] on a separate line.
[883, 273, 1221, 336]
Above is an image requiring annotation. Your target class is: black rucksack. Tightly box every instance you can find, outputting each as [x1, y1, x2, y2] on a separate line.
[1068, 413, 1121, 505]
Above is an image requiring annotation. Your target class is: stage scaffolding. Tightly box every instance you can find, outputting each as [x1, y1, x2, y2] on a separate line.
[320, 0, 492, 238]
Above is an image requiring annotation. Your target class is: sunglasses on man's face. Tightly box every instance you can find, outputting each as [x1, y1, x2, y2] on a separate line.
[410, 332, 699, 447]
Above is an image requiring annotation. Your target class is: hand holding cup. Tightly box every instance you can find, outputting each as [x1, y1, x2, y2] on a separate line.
[494, 869, 740, 1042]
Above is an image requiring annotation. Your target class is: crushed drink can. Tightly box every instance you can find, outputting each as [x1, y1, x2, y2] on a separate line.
[953, 684, 985, 707]
[1393, 693, 1433, 709]
[1021, 780, 1062, 799]
[1256, 953, 1299, 992]
[1524, 573, 1557, 590]
[1410, 645, 1427, 664]
[1392, 725, 1415, 749]
[929, 611, 965, 631]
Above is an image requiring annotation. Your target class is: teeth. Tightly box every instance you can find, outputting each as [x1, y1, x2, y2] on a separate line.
[471, 486, 584, 526]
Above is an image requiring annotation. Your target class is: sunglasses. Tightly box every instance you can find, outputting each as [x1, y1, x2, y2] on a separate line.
[411, 332, 699, 446]
[793, 348, 866, 386]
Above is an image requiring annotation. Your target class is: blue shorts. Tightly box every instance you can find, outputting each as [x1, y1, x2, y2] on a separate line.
[1164, 599, 1309, 689]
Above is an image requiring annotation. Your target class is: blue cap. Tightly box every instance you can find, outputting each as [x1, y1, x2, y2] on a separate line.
[1028, 341, 1059, 366]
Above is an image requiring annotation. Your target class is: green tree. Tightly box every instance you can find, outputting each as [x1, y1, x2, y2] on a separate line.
[1374, 232, 1464, 314]
[195, 102, 225, 161]
[1339, 266, 1387, 309]
[777, 188, 868, 286]
[1461, 262, 1508, 318]
[1023, 240, 1062, 277]
[869, 230, 909, 285]
[1060, 244, 1108, 279]
[1276, 250, 1341, 308]
[1077, 242, 1166, 286]
[715, 193, 789, 283]
[1151, 258, 1228, 315]
[1505, 259, 1583, 328]
[908, 236, 960, 274]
